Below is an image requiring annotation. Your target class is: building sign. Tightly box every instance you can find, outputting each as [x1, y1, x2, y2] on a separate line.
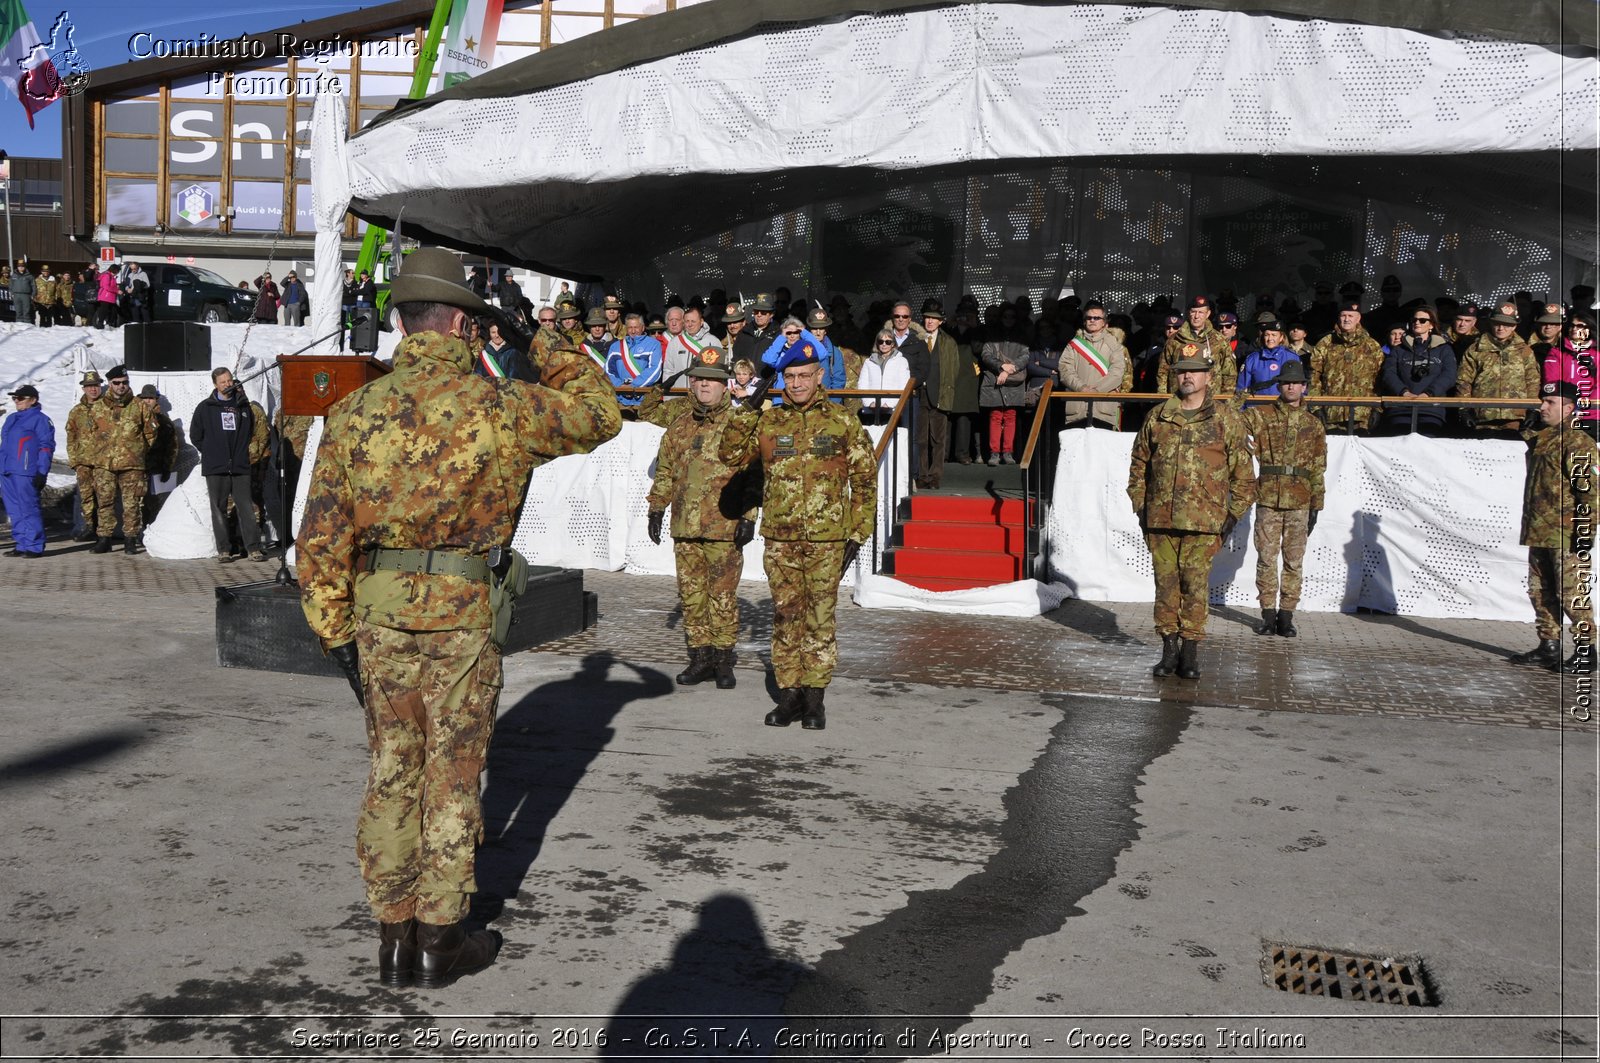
[174, 183, 214, 225]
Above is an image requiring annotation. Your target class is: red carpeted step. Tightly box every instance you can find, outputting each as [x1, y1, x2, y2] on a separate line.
[886, 547, 1023, 581]
[886, 573, 1012, 593]
[899, 520, 1025, 553]
[906, 495, 1034, 526]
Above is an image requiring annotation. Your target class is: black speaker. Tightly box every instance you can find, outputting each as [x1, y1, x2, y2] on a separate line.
[124, 322, 212, 372]
[350, 309, 380, 353]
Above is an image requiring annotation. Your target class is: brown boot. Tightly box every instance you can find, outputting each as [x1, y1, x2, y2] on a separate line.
[414, 921, 501, 989]
[378, 919, 416, 987]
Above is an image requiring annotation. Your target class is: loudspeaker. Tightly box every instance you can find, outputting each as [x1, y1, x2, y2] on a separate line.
[124, 322, 212, 372]
[215, 569, 597, 677]
[350, 309, 380, 353]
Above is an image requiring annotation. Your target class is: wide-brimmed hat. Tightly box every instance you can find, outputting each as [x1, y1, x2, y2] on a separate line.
[136, 384, 160, 399]
[1536, 303, 1565, 325]
[686, 345, 731, 380]
[1171, 355, 1214, 372]
[584, 308, 608, 327]
[79, 370, 102, 387]
[1488, 309, 1520, 326]
[387, 248, 491, 315]
[722, 306, 747, 324]
[602, 295, 626, 311]
[1274, 360, 1309, 385]
[806, 308, 832, 329]
[750, 293, 777, 312]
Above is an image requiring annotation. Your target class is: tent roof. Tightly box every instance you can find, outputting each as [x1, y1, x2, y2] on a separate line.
[343, 0, 1599, 279]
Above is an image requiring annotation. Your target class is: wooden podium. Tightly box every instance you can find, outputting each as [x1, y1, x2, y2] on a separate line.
[277, 354, 390, 416]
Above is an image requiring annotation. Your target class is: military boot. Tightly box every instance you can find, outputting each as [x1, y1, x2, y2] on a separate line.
[676, 647, 716, 686]
[74, 529, 96, 543]
[1177, 638, 1201, 680]
[1255, 608, 1278, 635]
[414, 921, 500, 989]
[800, 687, 826, 730]
[765, 689, 806, 727]
[1276, 610, 1298, 638]
[90, 537, 112, 554]
[378, 919, 416, 987]
[713, 647, 736, 690]
[124, 534, 141, 555]
[1562, 645, 1596, 676]
[1509, 640, 1561, 667]
[1152, 634, 1181, 677]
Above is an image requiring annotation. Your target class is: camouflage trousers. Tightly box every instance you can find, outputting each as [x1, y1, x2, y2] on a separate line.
[1528, 546, 1596, 642]
[92, 468, 146, 537]
[75, 466, 101, 533]
[765, 539, 848, 689]
[354, 622, 502, 925]
[1254, 506, 1310, 610]
[1146, 530, 1222, 641]
[674, 539, 742, 649]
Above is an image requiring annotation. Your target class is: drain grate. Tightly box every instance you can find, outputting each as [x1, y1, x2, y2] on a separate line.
[1265, 943, 1435, 1007]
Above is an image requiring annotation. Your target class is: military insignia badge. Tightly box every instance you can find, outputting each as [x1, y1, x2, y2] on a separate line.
[802, 344, 813, 357]
[1182, 343, 1198, 357]
[698, 350, 718, 364]
[1268, 362, 1279, 372]
[313, 370, 332, 398]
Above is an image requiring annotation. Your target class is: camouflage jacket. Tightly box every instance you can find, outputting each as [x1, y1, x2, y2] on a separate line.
[297, 332, 622, 647]
[103, 387, 158, 471]
[1244, 398, 1326, 510]
[1521, 422, 1599, 548]
[644, 391, 761, 540]
[65, 394, 115, 468]
[146, 409, 179, 476]
[718, 389, 877, 543]
[1128, 395, 1256, 532]
[247, 401, 271, 466]
[1310, 327, 1385, 430]
[33, 275, 59, 306]
[1457, 333, 1540, 424]
[276, 413, 314, 462]
[1158, 323, 1236, 396]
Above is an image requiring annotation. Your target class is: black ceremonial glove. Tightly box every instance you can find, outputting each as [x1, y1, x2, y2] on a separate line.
[1307, 510, 1319, 536]
[841, 540, 862, 575]
[745, 362, 779, 409]
[1220, 514, 1239, 540]
[326, 642, 364, 707]
[660, 368, 688, 393]
[733, 519, 756, 548]
[32, 473, 46, 491]
[647, 510, 665, 545]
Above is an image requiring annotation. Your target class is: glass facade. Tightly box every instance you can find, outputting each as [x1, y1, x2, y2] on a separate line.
[91, 0, 707, 237]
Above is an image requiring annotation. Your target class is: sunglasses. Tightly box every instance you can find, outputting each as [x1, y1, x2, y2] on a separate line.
[1413, 317, 1433, 323]
[876, 340, 894, 346]
[1084, 315, 1105, 321]
[539, 318, 557, 324]
[892, 313, 911, 320]
[783, 331, 801, 338]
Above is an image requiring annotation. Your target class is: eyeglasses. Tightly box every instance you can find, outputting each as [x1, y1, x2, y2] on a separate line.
[892, 313, 911, 320]
[109, 380, 129, 386]
[539, 317, 557, 325]
[1084, 314, 1104, 321]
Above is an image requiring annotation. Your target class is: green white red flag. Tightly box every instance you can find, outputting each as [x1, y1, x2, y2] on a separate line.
[1069, 336, 1110, 376]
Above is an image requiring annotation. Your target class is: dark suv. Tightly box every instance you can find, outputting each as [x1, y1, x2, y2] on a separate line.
[145, 264, 257, 324]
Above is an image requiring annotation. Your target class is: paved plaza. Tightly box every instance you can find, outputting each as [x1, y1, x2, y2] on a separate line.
[1, 540, 1595, 1060]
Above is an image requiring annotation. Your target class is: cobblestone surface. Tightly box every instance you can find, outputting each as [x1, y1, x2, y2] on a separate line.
[1, 529, 1588, 732]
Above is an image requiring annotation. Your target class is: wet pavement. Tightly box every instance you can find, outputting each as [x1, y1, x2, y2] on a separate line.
[0, 541, 1595, 1060]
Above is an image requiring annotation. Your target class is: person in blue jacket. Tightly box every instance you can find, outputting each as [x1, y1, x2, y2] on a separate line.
[1, 384, 56, 557]
[761, 318, 835, 406]
[1234, 319, 1302, 399]
[605, 313, 664, 412]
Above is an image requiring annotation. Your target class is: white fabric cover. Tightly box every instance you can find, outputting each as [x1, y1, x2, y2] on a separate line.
[853, 571, 1073, 616]
[1046, 429, 1542, 622]
[347, 3, 1596, 210]
[309, 90, 351, 357]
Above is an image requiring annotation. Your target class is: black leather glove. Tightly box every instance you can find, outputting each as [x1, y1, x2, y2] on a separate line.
[326, 642, 364, 707]
[841, 539, 862, 575]
[659, 368, 688, 393]
[1307, 510, 1319, 535]
[744, 361, 779, 409]
[1221, 514, 1239, 539]
[733, 519, 756, 548]
[647, 510, 664, 545]
[32, 473, 46, 491]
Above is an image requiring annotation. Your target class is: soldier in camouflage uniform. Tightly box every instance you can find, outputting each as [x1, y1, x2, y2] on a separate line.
[33, 264, 59, 328]
[65, 370, 113, 544]
[1310, 301, 1387, 434]
[138, 385, 179, 527]
[1510, 380, 1599, 674]
[98, 365, 157, 553]
[1457, 307, 1541, 439]
[1243, 360, 1325, 638]
[1157, 295, 1236, 397]
[1129, 355, 1256, 679]
[642, 347, 762, 689]
[297, 248, 621, 989]
[555, 301, 585, 349]
[719, 343, 877, 730]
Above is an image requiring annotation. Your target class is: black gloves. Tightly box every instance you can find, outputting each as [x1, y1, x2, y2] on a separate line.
[647, 510, 665, 545]
[1307, 510, 1319, 535]
[1221, 514, 1239, 539]
[32, 473, 45, 491]
[734, 519, 756, 548]
[659, 368, 688, 393]
[327, 642, 364, 707]
[841, 540, 861, 574]
[744, 361, 779, 409]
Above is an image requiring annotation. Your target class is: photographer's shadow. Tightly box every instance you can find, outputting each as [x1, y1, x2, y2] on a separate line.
[474, 651, 673, 926]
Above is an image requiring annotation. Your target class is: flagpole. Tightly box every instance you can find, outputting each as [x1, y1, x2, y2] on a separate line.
[353, 0, 454, 280]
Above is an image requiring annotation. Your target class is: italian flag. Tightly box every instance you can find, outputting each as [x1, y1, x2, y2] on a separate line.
[1069, 336, 1110, 376]
[0, 0, 61, 128]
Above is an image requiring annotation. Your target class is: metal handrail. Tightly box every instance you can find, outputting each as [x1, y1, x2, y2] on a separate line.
[1019, 379, 1056, 467]
[1013, 389, 1540, 410]
[873, 381, 917, 462]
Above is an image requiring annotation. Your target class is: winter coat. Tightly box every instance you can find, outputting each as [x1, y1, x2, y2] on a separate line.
[1128, 396, 1256, 533]
[950, 338, 982, 414]
[979, 340, 1031, 408]
[254, 280, 280, 320]
[1456, 332, 1540, 425]
[1058, 330, 1132, 426]
[189, 389, 257, 476]
[65, 394, 115, 468]
[923, 327, 962, 410]
[1235, 344, 1303, 397]
[857, 348, 911, 410]
[8, 270, 33, 298]
[281, 279, 306, 306]
[1543, 339, 1600, 427]
[96, 271, 119, 303]
[1, 405, 55, 477]
[1379, 333, 1457, 431]
[103, 388, 158, 472]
